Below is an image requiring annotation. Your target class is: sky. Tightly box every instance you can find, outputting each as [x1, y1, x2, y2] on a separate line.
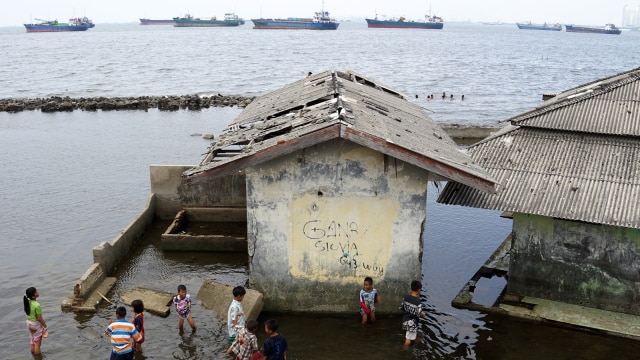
[3, 0, 635, 27]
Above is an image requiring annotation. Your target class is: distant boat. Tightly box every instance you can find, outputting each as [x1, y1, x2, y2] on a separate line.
[24, 17, 94, 32]
[365, 14, 444, 29]
[251, 10, 339, 30]
[565, 23, 622, 35]
[516, 21, 562, 31]
[139, 18, 175, 25]
[173, 13, 241, 27]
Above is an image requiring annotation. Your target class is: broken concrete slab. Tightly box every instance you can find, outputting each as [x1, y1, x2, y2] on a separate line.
[71, 277, 117, 313]
[197, 280, 263, 322]
[119, 287, 175, 317]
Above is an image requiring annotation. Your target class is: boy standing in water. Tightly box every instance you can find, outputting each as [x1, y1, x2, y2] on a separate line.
[173, 284, 196, 333]
[105, 306, 142, 359]
[227, 286, 247, 341]
[400, 280, 426, 350]
[262, 319, 287, 360]
[226, 319, 259, 360]
[359, 276, 379, 324]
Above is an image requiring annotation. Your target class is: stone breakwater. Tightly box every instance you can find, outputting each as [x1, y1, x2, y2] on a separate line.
[0, 94, 255, 113]
[0, 94, 502, 140]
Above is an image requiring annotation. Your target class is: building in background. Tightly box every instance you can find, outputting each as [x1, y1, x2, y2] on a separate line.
[622, 5, 640, 28]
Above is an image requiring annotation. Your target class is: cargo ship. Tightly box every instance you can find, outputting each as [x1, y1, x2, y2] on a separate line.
[24, 17, 95, 32]
[516, 21, 562, 31]
[251, 10, 339, 30]
[365, 14, 443, 29]
[173, 13, 241, 27]
[139, 18, 176, 25]
[565, 23, 621, 35]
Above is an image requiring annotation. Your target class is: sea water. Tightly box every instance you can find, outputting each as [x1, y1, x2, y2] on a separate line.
[1, 22, 640, 359]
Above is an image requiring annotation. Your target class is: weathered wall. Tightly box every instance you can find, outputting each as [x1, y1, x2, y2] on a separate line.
[150, 164, 247, 219]
[246, 139, 428, 314]
[507, 213, 640, 315]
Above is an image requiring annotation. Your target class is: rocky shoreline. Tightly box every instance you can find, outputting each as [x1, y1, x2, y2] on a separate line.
[0, 94, 502, 140]
[0, 94, 254, 113]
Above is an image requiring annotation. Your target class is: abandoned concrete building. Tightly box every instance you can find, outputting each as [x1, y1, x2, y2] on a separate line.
[439, 67, 640, 337]
[176, 70, 498, 313]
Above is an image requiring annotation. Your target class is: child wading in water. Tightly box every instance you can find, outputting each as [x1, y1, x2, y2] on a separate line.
[359, 276, 379, 324]
[262, 319, 287, 360]
[131, 299, 145, 352]
[173, 284, 196, 333]
[227, 286, 247, 341]
[226, 319, 259, 360]
[24, 287, 48, 356]
[400, 280, 426, 350]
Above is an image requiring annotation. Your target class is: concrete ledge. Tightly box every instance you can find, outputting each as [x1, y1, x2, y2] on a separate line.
[161, 234, 247, 251]
[119, 287, 174, 317]
[73, 277, 117, 313]
[499, 296, 640, 340]
[441, 124, 502, 140]
[61, 194, 156, 312]
[160, 207, 248, 252]
[184, 207, 247, 222]
[197, 280, 263, 321]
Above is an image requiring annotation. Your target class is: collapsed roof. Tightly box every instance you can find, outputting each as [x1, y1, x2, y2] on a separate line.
[184, 70, 496, 193]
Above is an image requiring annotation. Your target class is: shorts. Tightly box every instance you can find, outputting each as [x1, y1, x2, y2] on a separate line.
[26, 320, 44, 345]
[177, 309, 191, 319]
[359, 306, 375, 317]
[110, 351, 134, 360]
[402, 319, 418, 340]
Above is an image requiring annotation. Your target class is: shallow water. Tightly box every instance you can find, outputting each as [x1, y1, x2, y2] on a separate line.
[3, 21, 640, 359]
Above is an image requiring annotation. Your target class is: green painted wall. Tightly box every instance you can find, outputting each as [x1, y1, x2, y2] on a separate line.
[508, 213, 640, 315]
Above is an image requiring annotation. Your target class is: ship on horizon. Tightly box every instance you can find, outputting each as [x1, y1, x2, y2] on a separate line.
[365, 13, 443, 29]
[139, 18, 175, 25]
[565, 23, 621, 35]
[516, 21, 562, 31]
[251, 9, 338, 30]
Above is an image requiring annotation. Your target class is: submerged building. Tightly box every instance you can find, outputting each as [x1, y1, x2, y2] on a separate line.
[439, 67, 640, 336]
[178, 70, 497, 313]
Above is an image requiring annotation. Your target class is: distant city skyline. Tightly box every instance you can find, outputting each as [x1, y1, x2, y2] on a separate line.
[2, 0, 635, 27]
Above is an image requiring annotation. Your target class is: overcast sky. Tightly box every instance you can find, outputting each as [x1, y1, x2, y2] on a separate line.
[4, 0, 635, 27]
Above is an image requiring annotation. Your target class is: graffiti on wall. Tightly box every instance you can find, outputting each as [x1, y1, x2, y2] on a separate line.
[289, 195, 398, 280]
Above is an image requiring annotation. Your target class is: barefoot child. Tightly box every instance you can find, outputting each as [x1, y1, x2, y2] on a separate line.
[359, 276, 379, 324]
[173, 284, 196, 333]
[131, 299, 145, 352]
[226, 319, 259, 360]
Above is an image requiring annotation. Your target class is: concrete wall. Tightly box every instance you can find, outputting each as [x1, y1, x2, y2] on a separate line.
[150, 164, 247, 220]
[62, 194, 156, 311]
[246, 139, 428, 314]
[507, 213, 640, 315]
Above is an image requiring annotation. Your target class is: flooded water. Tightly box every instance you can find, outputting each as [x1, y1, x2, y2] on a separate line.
[3, 21, 640, 359]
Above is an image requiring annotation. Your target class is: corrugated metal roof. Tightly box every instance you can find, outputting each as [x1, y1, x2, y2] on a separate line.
[183, 70, 496, 192]
[503, 67, 640, 136]
[438, 71, 640, 229]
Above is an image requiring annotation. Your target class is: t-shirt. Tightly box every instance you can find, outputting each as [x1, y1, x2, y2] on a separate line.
[229, 324, 258, 360]
[26, 300, 42, 322]
[104, 319, 142, 355]
[263, 333, 288, 360]
[359, 288, 378, 312]
[173, 294, 192, 317]
[227, 299, 245, 338]
[133, 312, 144, 343]
[400, 294, 423, 323]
